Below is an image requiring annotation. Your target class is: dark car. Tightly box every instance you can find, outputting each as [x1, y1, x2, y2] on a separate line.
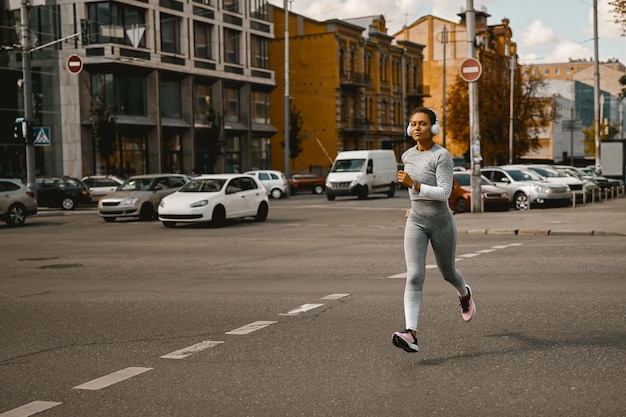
[289, 173, 326, 194]
[36, 176, 91, 210]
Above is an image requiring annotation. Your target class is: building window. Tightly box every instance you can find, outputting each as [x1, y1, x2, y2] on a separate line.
[224, 86, 240, 122]
[250, 137, 269, 170]
[544, 69, 550, 75]
[225, 135, 241, 173]
[251, 35, 269, 69]
[224, 28, 240, 64]
[86, 2, 146, 47]
[194, 21, 212, 60]
[223, 0, 239, 13]
[160, 80, 182, 119]
[195, 83, 212, 122]
[250, 0, 267, 19]
[90, 73, 146, 116]
[161, 13, 181, 54]
[251, 91, 269, 124]
[555, 68, 560, 75]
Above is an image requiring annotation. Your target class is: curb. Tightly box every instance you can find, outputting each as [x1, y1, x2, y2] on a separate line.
[459, 228, 625, 236]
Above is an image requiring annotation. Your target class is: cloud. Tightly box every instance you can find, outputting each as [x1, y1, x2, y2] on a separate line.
[549, 40, 592, 62]
[590, 0, 622, 39]
[520, 20, 556, 48]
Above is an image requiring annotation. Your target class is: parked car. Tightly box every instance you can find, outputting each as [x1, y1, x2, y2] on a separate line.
[158, 174, 269, 228]
[481, 166, 572, 210]
[581, 166, 622, 189]
[81, 175, 124, 202]
[98, 174, 189, 222]
[244, 170, 288, 199]
[290, 173, 326, 195]
[553, 165, 601, 202]
[449, 172, 509, 213]
[36, 176, 91, 210]
[0, 178, 38, 226]
[521, 164, 584, 203]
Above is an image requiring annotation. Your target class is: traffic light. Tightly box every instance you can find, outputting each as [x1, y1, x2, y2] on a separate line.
[34, 93, 43, 118]
[13, 118, 24, 141]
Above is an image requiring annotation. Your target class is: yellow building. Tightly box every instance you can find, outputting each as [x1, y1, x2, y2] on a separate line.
[394, 9, 516, 158]
[268, 6, 428, 174]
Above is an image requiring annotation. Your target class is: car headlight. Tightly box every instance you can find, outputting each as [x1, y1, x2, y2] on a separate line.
[120, 197, 139, 205]
[191, 200, 208, 208]
[530, 184, 548, 193]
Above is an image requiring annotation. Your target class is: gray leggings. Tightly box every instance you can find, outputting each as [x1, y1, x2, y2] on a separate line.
[403, 200, 467, 329]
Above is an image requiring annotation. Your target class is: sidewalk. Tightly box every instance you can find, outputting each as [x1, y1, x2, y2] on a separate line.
[454, 194, 626, 236]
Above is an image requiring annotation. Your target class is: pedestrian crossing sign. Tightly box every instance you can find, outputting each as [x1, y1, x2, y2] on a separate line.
[34, 126, 50, 146]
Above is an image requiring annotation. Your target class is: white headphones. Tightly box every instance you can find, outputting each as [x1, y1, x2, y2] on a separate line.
[406, 108, 440, 136]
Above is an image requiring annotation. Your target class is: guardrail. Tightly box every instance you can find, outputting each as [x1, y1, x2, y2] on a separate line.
[572, 185, 625, 208]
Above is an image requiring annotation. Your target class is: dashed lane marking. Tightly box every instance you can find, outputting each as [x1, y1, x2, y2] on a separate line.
[0, 401, 62, 417]
[321, 293, 350, 300]
[279, 303, 324, 316]
[386, 243, 523, 278]
[73, 367, 152, 390]
[225, 321, 278, 335]
[160, 341, 224, 359]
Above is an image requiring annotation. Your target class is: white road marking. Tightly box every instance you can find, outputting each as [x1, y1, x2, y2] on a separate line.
[160, 341, 224, 359]
[0, 401, 62, 417]
[321, 293, 350, 300]
[279, 303, 324, 316]
[386, 243, 523, 278]
[73, 367, 152, 390]
[226, 321, 278, 335]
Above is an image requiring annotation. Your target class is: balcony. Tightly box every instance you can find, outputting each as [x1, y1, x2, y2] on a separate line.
[341, 118, 370, 133]
[406, 85, 430, 98]
[340, 72, 372, 89]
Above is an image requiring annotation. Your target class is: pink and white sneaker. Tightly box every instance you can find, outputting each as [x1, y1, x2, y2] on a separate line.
[459, 285, 476, 322]
[391, 329, 419, 352]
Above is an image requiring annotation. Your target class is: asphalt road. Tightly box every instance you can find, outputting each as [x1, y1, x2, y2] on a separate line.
[1, 193, 625, 416]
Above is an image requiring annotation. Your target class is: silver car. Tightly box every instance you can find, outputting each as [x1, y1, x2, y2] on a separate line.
[0, 178, 38, 226]
[481, 166, 572, 210]
[98, 174, 189, 222]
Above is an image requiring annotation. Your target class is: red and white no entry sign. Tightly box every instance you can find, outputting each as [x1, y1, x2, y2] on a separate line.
[67, 54, 83, 74]
[459, 57, 482, 82]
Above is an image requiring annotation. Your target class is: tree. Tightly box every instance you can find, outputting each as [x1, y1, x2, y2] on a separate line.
[446, 62, 550, 166]
[610, 0, 626, 35]
[581, 121, 620, 156]
[618, 73, 626, 99]
[282, 104, 304, 163]
[89, 75, 117, 175]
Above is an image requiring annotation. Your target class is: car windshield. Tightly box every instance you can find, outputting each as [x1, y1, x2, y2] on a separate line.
[120, 178, 154, 191]
[455, 174, 491, 186]
[506, 169, 542, 181]
[331, 159, 365, 172]
[179, 178, 226, 192]
[529, 167, 560, 178]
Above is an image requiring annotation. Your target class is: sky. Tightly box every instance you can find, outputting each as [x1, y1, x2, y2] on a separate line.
[268, 0, 626, 65]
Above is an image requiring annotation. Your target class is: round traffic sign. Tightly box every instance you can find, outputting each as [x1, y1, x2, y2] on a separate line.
[67, 54, 83, 74]
[459, 57, 482, 82]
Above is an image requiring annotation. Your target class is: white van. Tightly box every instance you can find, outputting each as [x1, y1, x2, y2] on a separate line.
[325, 150, 398, 200]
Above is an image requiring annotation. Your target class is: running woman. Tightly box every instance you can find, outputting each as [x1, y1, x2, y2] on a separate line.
[392, 107, 476, 353]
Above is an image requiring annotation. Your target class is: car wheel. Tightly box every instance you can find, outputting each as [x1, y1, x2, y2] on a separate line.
[139, 203, 155, 221]
[387, 183, 396, 198]
[61, 196, 76, 210]
[162, 221, 176, 228]
[454, 198, 468, 213]
[313, 185, 324, 195]
[103, 217, 116, 222]
[514, 192, 529, 210]
[6, 203, 27, 226]
[270, 188, 283, 199]
[212, 205, 226, 226]
[255, 201, 269, 222]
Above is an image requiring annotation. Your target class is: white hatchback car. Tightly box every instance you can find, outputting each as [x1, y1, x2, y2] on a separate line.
[158, 174, 269, 227]
[244, 170, 288, 199]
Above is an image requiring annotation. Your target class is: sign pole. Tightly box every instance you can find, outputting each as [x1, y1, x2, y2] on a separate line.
[20, 0, 37, 197]
[466, 0, 482, 213]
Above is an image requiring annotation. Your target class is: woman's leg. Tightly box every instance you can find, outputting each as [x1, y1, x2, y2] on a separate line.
[403, 216, 429, 330]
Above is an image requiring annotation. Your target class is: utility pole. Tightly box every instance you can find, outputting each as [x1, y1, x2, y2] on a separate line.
[20, 0, 36, 196]
[508, 51, 515, 165]
[593, 0, 602, 175]
[283, 0, 290, 196]
[466, 0, 482, 213]
[442, 25, 448, 148]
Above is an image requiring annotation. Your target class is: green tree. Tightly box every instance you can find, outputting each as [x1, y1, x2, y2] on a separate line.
[89, 75, 117, 175]
[618, 73, 626, 99]
[581, 121, 620, 156]
[446, 63, 550, 165]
